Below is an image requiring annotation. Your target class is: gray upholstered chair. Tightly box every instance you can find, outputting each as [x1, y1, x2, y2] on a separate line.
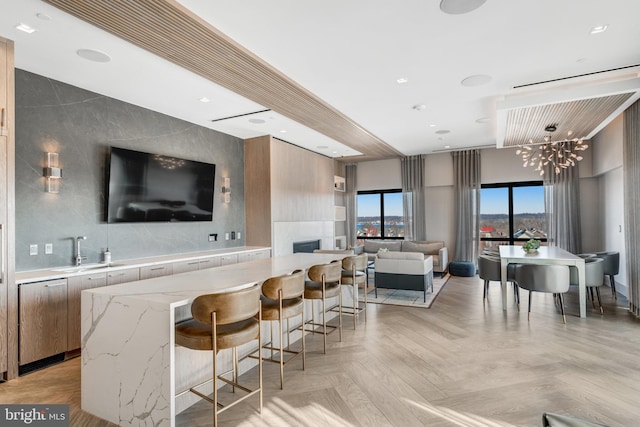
[477, 254, 519, 304]
[542, 412, 608, 427]
[593, 251, 619, 299]
[514, 264, 570, 323]
[570, 257, 605, 314]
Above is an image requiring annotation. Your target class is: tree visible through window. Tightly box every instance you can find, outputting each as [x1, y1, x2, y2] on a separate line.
[480, 182, 546, 252]
[356, 190, 404, 239]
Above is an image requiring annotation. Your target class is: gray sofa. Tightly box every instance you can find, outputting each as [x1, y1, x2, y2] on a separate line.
[358, 240, 449, 276]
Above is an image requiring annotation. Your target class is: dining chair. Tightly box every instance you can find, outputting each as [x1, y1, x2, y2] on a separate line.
[593, 251, 619, 300]
[477, 254, 519, 305]
[570, 257, 605, 314]
[514, 264, 570, 323]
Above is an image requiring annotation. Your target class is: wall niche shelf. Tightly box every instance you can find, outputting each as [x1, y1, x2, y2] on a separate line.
[334, 175, 345, 192]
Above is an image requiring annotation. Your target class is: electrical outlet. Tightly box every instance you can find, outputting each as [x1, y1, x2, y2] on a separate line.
[237, 232, 241, 240]
[45, 243, 53, 254]
[29, 244, 38, 256]
[225, 232, 230, 241]
[208, 233, 217, 242]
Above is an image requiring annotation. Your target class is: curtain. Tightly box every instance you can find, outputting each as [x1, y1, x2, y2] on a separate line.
[345, 163, 358, 248]
[401, 155, 426, 241]
[543, 142, 582, 253]
[451, 150, 481, 262]
[623, 100, 640, 318]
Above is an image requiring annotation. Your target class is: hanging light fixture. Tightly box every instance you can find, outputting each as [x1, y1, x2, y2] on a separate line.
[516, 124, 589, 175]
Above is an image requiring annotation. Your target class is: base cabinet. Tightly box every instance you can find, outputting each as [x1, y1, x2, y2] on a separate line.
[18, 279, 67, 365]
[140, 264, 174, 280]
[107, 268, 140, 286]
[67, 273, 107, 351]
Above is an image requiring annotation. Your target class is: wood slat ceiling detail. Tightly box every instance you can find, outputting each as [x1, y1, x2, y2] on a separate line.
[43, 0, 403, 160]
[503, 93, 633, 146]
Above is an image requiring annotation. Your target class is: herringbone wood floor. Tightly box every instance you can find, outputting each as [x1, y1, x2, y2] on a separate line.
[2, 275, 639, 426]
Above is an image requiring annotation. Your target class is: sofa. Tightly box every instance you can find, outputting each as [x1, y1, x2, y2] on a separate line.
[374, 251, 434, 302]
[359, 240, 448, 276]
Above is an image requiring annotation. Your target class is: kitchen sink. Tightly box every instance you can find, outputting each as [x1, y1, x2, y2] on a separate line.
[52, 263, 122, 273]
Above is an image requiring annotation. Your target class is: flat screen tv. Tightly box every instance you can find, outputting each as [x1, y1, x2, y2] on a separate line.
[106, 147, 215, 223]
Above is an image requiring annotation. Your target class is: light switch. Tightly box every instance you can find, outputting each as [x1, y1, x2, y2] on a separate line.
[45, 243, 53, 254]
[29, 244, 38, 256]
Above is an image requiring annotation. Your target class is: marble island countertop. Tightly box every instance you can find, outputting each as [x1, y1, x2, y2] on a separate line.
[15, 246, 270, 284]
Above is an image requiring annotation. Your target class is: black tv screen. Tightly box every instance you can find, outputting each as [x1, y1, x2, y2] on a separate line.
[106, 147, 215, 223]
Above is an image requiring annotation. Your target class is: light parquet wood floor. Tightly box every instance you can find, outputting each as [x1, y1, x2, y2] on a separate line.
[1, 275, 639, 426]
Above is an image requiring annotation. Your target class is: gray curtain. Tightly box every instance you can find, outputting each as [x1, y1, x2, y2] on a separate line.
[451, 150, 481, 262]
[623, 100, 640, 318]
[543, 143, 582, 253]
[401, 155, 426, 241]
[345, 163, 358, 248]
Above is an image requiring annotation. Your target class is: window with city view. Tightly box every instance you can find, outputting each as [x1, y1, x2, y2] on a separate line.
[480, 181, 546, 252]
[356, 190, 404, 239]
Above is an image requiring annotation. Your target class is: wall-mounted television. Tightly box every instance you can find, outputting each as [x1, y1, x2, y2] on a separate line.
[106, 147, 215, 223]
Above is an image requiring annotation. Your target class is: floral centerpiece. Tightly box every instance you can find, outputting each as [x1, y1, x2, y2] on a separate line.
[522, 238, 540, 254]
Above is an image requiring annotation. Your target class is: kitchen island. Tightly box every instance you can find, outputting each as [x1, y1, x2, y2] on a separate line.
[81, 252, 346, 426]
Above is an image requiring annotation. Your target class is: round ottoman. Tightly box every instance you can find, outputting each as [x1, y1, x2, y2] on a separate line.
[449, 261, 476, 277]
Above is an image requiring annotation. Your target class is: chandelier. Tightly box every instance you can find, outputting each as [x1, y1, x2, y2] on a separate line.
[515, 124, 589, 175]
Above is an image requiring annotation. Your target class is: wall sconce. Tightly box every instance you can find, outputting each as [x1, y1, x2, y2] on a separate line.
[222, 177, 230, 203]
[43, 152, 62, 193]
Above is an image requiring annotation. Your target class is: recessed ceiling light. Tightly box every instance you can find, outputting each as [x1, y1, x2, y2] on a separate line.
[429, 124, 437, 127]
[475, 117, 490, 124]
[396, 77, 409, 84]
[436, 130, 451, 134]
[412, 104, 427, 111]
[444, 145, 451, 149]
[36, 13, 52, 21]
[279, 130, 287, 133]
[76, 49, 111, 63]
[440, 0, 487, 15]
[248, 118, 266, 124]
[199, 97, 210, 103]
[461, 74, 492, 87]
[16, 23, 36, 34]
[590, 25, 608, 35]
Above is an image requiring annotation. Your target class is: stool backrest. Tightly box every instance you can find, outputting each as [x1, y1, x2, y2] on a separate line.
[262, 269, 305, 300]
[308, 260, 342, 283]
[342, 253, 367, 272]
[191, 284, 261, 325]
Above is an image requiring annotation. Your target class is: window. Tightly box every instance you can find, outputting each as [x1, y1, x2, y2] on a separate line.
[356, 190, 404, 239]
[480, 181, 546, 252]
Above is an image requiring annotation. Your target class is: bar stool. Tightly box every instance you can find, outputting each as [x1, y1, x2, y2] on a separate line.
[175, 284, 262, 426]
[301, 260, 342, 354]
[340, 253, 368, 328]
[593, 251, 620, 299]
[255, 269, 305, 389]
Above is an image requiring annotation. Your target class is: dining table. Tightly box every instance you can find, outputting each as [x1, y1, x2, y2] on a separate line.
[499, 245, 587, 318]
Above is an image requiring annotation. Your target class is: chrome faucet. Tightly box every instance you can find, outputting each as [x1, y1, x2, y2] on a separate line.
[75, 236, 87, 266]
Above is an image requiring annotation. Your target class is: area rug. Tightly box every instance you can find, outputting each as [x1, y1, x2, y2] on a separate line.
[358, 274, 450, 308]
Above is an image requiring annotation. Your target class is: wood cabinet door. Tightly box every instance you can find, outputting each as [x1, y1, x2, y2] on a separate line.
[67, 273, 107, 351]
[19, 280, 68, 365]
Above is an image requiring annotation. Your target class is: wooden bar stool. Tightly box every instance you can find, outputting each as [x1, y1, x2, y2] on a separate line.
[254, 269, 305, 389]
[340, 253, 368, 328]
[175, 284, 262, 426]
[301, 260, 342, 354]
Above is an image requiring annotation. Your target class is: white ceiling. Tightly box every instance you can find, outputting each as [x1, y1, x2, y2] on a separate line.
[2, 0, 640, 160]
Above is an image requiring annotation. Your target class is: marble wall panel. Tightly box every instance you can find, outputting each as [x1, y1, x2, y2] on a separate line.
[15, 70, 245, 271]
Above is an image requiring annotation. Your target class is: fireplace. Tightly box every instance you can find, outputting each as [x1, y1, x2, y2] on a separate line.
[293, 239, 321, 253]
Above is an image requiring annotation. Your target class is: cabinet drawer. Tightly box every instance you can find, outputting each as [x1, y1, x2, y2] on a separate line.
[19, 279, 68, 365]
[140, 264, 173, 280]
[198, 257, 220, 270]
[219, 254, 238, 266]
[173, 260, 200, 274]
[107, 268, 140, 285]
